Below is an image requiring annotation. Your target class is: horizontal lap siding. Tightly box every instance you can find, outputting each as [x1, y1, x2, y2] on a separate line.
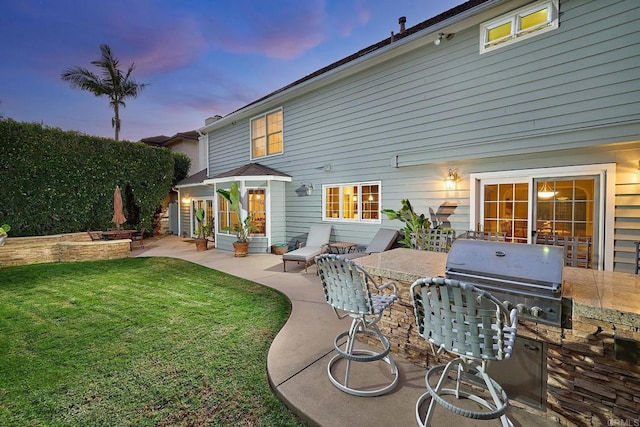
[205, 0, 640, 257]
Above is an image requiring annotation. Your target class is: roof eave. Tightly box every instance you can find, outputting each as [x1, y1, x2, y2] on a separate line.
[203, 175, 293, 185]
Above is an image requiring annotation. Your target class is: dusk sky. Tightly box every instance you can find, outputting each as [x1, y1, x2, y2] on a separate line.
[0, 1, 463, 142]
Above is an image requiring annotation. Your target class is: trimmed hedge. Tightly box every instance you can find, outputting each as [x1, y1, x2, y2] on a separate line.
[0, 119, 174, 237]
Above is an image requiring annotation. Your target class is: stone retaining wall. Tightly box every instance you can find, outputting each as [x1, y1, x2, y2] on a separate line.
[0, 233, 131, 267]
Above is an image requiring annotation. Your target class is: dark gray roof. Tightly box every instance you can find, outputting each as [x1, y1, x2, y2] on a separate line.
[177, 169, 208, 186]
[212, 163, 291, 179]
[140, 130, 199, 146]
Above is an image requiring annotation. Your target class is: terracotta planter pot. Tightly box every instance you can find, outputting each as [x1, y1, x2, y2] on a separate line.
[272, 244, 288, 255]
[195, 238, 208, 251]
[233, 241, 249, 257]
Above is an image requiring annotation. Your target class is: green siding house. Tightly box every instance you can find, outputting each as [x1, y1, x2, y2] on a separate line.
[182, 0, 639, 272]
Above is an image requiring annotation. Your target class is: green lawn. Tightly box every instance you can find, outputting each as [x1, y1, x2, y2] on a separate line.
[0, 257, 303, 426]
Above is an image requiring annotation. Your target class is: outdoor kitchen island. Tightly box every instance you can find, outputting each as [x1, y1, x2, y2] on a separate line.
[355, 248, 640, 426]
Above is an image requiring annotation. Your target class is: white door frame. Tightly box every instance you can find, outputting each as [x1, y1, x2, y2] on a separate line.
[470, 163, 615, 271]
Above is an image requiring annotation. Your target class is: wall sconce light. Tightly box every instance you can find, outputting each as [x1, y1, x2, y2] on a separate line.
[182, 197, 191, 204]
[303, 183, 314, 196]
[445, 169, 459, 190]
[434, 32, 454, 46]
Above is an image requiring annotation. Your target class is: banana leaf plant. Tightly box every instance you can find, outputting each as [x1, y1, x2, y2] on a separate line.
[216, 182, 259, 243]
[382, 199, 430, 249]
[194, 207, 210, 239]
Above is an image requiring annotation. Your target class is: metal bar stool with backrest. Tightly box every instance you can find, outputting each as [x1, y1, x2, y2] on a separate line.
[413, 228, 454, 252]
[465, 230, 507, 242]
[536, 234, 592, 269]
[410, 277, 518, 427]
[316, 254, 400, 397]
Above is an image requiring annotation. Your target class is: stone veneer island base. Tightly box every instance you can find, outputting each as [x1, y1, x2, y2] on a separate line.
[355, 248, 640, 426]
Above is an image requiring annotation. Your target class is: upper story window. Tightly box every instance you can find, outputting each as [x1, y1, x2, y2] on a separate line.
[323, 182, 381, 223]
[251, 108, 283, 159]
[480, 0, 558, 54]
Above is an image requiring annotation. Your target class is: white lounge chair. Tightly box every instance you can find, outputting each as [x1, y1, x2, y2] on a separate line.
[342, 228, 399, 259]
[282, 224, 332, 272]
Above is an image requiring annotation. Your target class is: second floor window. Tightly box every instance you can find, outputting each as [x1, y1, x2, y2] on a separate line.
[480, 0, 558, 53]
[251, 109, 283, 159]
[323, 182, 381, 223]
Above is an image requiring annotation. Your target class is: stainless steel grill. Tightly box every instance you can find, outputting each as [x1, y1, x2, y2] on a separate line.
[445, 239, 565, 326]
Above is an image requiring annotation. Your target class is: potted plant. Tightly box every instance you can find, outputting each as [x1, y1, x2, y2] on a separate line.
[216, 183, 259, 257]
[0, 223, 10, 246]
[194, 207, 210, 251]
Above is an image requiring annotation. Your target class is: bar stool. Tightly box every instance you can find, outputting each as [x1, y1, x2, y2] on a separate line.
[410, 277, 517, 426]
[316, 254, 399, 396]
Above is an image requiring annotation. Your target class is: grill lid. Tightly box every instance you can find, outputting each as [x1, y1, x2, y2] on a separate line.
[445, 240, 564, 292]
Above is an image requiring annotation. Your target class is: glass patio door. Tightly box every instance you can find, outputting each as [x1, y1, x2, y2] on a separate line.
[478, 174, 601, 267]
[533, 176, 599, 266]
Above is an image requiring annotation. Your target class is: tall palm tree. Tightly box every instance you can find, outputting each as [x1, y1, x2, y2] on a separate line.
[61, 44, 148, 141]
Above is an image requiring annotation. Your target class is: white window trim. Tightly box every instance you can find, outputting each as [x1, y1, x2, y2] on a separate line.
[188, 197, 215, 238]
[322, 181, 382, 224]
[246, 186, 268, 237]
[480, 0, 559, 54]
[469, 164, 615, 271]
[249, 107, 284, 161]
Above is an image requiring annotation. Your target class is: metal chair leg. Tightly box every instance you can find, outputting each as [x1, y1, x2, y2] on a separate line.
[327, 317, 399, 397]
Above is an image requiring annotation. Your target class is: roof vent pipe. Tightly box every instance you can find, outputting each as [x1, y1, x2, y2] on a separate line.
[398, 16, 406, 33]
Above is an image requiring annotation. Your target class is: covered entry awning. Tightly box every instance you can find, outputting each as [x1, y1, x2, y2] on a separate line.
[204, 162, 292, 185]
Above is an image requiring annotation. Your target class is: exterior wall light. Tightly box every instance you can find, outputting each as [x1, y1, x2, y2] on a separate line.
[445, 169, 459, 190]
[304, 183, 314, 195]
[182, 197, 191, 204]
[434, 33, 454, 46]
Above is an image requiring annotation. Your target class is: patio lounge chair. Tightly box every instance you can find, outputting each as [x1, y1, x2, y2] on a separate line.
[282, 224, 332, 272]
[342, 228, 399, 259]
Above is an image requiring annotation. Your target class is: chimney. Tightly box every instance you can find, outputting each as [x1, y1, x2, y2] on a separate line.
[205, 115, 223, 126]
[399, 16, 406, 33]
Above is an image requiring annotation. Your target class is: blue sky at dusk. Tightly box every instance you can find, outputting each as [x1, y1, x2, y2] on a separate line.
[0, 1, 463, 141]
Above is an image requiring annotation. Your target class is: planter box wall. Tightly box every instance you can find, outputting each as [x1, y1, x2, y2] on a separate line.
[0, 234, 130, 268]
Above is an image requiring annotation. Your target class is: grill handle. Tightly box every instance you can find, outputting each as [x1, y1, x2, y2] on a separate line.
[446, 270, 561, 294]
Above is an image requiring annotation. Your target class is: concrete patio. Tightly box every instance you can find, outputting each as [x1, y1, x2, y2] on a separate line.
[136, 235, 560, 426]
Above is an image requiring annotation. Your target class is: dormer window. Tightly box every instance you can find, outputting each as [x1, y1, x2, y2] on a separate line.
[480, 0, 558, 54]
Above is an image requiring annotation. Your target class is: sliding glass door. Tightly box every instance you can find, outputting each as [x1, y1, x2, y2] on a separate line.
[472, 165, 613, 270]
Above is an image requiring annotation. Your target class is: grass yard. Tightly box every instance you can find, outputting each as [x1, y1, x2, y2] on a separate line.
[0, 257, 303, 426]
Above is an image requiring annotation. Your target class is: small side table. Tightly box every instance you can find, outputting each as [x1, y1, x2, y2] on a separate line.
[328, 242, 358, 254]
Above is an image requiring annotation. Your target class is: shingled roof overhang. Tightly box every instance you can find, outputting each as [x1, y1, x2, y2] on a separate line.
[203, 163, 292, 185]
[175, 169, 209, 188]
[199, 0, 503, 134]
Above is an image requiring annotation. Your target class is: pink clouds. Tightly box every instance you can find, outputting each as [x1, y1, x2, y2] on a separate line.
[205, 1, 331, 59]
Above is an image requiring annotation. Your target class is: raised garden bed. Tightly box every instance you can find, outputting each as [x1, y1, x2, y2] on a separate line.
[0, 232, 131, 268]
